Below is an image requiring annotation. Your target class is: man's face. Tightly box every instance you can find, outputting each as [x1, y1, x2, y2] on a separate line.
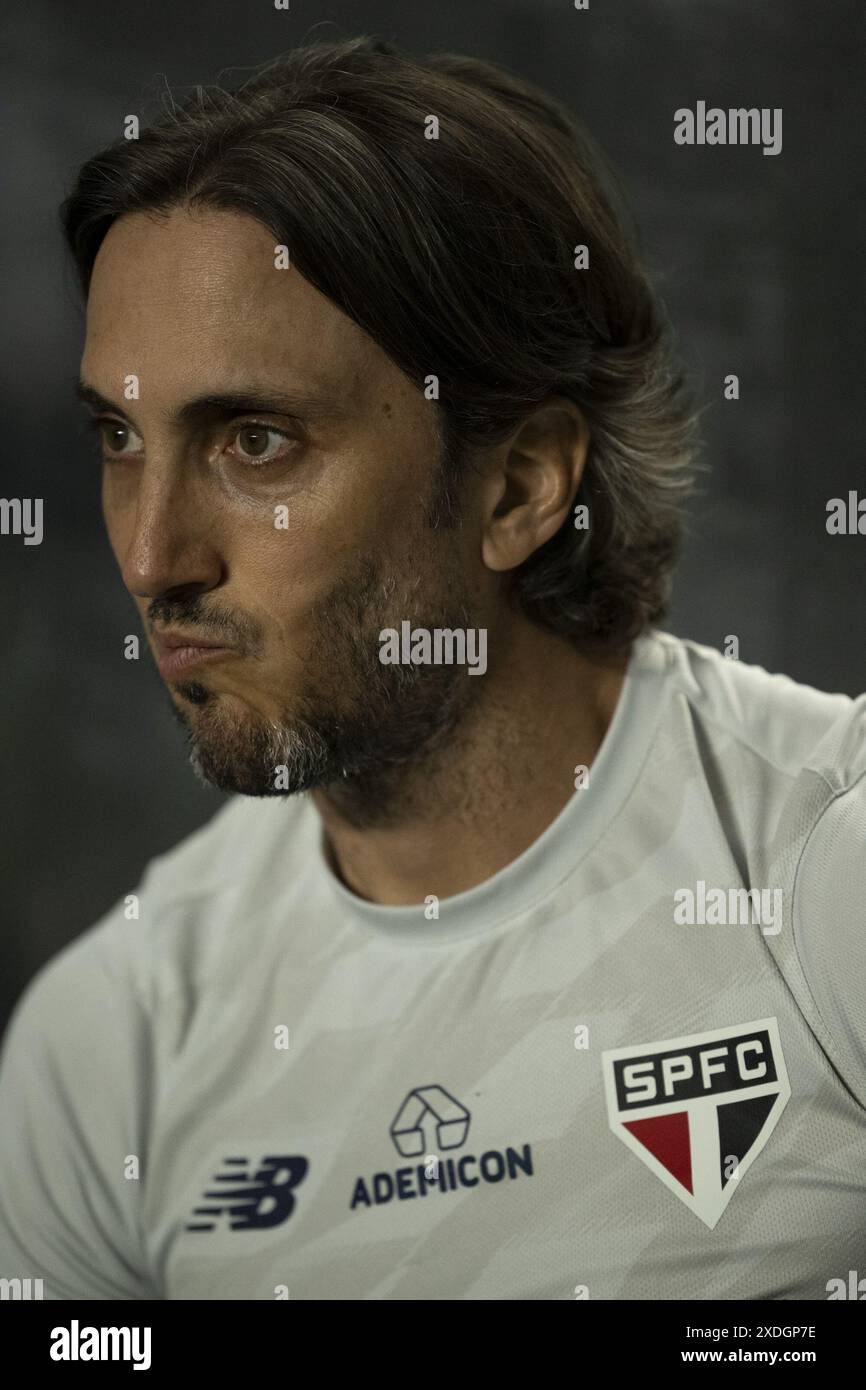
[80, 206, 489, 812]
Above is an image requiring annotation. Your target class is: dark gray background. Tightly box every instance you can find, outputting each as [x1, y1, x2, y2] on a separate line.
[2, 0, 863, 1030]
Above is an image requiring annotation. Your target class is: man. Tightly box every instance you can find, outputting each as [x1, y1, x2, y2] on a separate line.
[1, 36, 864, 1301]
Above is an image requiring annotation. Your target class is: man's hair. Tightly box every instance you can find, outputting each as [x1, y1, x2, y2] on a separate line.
[61, 34, 698, 653]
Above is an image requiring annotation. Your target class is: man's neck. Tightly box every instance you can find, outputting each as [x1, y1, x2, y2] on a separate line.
[312, 620, 630, 907]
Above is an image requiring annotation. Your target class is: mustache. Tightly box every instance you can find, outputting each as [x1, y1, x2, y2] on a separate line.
[147, 594, 264, 655]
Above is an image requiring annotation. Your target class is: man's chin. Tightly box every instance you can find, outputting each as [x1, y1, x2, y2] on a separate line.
[167, 686, 328, 797]
[187, 740, 299, 797]
[186, 726, 331, 797]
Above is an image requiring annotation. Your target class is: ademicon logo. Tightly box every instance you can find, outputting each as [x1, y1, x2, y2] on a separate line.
[603, 1018, 790, 1229]
[350, 1084, 534, 1208]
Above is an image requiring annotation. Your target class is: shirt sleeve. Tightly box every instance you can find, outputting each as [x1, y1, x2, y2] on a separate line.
[0, 904, 158, 1299]
[793, 766, 866, 1110]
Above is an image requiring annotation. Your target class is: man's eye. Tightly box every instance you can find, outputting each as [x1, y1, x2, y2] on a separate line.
[229, 424, 293, 465]
[97, 419, 144, 456]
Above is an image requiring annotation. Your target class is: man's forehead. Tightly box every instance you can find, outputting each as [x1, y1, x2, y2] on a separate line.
[84, 206, 378, 398]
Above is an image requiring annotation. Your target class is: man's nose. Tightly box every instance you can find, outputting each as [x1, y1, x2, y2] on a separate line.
[119, 468, 223, 600]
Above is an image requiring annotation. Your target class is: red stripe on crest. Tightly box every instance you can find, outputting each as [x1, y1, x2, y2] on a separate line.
[624, 1111, 693, 1192]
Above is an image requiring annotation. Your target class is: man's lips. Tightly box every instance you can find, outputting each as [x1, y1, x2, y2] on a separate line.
[152, 630, 237, 681]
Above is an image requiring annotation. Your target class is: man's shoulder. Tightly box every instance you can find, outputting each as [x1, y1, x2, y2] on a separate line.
[650, 632, 866, 1105]
[2, 793, 319, 1060]
[654, 630, 866, 788]
[136, 790, 317, 909]
[115, 791, 321, 988]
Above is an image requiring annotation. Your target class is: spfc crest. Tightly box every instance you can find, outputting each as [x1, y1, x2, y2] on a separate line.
[602, 1018, 790, 1229]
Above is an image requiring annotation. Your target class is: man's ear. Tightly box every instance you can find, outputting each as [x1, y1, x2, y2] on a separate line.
[480, 397, 590, 573]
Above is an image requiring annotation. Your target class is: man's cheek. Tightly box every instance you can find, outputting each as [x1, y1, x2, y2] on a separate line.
[192, 643, 303, 719]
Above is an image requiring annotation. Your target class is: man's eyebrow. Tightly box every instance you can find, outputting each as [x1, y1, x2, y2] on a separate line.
[75, 380, 344, 424]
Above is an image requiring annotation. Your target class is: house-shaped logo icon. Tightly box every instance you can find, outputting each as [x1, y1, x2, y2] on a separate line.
[389, 1085, 471, 1157]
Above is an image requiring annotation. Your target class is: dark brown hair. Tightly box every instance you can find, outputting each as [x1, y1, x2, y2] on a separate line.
[61, 35, 699, 652]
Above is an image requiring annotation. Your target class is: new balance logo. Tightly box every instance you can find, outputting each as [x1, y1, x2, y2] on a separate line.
[185, 1154, 309, 1231]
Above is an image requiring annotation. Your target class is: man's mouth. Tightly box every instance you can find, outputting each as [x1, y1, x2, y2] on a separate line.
[152, 630, 237, 681]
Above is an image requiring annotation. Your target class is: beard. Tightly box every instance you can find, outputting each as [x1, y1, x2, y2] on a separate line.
[156, 475, 486, 825]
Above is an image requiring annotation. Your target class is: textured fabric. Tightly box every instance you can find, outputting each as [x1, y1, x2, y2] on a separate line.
[1, 630, 865, 1300]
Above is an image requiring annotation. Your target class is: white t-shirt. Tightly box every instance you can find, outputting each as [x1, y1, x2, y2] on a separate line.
[1, 629, 865, 1300]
